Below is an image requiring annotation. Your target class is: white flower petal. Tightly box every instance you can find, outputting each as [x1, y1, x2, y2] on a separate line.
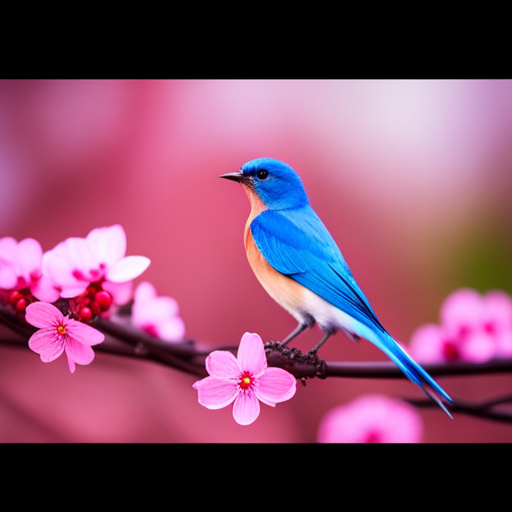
[106, 256, 150, 283]
[86, 224, 126, 269]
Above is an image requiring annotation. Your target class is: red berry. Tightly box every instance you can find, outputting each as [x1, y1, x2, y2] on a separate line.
[78, 307, 92, 323]
[15, 298, 27, 311]
[9, 291, 23, 306]
[95, 291, 112, 311]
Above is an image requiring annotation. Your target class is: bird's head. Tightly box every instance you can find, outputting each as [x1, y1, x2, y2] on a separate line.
[220, 158, 309, 210]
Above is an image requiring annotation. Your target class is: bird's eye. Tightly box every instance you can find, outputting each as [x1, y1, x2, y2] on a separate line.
[256, 169, 269, 180]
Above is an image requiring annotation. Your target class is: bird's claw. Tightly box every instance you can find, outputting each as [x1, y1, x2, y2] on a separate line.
[264, 341, 327, 380]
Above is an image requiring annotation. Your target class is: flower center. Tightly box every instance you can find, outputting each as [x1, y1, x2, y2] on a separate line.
[57, 324, 67, 336]
[442, 340, 460, 361]
[69, 280, 113, 323]
[239, 371, 253, 391]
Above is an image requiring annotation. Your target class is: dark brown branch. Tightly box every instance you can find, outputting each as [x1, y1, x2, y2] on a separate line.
[325, 359, 512, 378]
[263, 341, 512, 379]
[2, 304, 512, 380]
[2, 303, 512, 423]
[406, 394, 512, 424]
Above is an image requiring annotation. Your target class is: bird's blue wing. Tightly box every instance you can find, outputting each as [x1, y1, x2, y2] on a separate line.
[250, 208, 453, 412]
[250, 207, 386, 334]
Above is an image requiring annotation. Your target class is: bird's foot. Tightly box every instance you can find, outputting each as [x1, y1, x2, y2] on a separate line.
[264, 341, 327, 380]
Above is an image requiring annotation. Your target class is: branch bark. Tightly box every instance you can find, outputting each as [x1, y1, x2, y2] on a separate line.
[2, 304, 512, 422]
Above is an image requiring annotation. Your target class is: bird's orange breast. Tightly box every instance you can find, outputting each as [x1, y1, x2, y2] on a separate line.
[242, 185, 307, 321]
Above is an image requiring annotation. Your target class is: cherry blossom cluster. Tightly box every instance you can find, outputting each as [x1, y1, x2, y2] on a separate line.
[409, 288, 512, 363]
[0, 225, 185, 372]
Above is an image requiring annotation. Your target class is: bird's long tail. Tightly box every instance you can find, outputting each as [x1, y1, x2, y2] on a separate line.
[371, 330, 453, 418]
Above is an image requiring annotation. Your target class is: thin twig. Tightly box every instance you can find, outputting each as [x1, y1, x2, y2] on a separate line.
[406, 395, 512, 424]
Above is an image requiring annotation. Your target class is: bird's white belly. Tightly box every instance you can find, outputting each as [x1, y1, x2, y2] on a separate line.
[298, 286, 355, 330]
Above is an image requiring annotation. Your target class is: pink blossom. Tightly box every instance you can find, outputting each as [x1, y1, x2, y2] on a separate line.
[132, 281, 185, 342]
[32, 224, 150, 305]
[409, 288, 512, 363]
[317, 394, 423, 443]
[25, 301, 105, 373]
[193, 332, 297, 425]
[0, 236, 43, 293]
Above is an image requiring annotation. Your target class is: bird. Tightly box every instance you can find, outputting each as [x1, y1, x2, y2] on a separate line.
[220, 157, 453, 417]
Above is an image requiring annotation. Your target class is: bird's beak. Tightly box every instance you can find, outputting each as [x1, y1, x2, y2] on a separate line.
[219, 171, 243, 182]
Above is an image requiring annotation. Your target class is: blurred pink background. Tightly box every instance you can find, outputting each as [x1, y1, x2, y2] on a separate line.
[1, 79, 511, 442]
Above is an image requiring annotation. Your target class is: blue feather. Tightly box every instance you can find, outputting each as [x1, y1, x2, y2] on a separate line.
[250, 208, 382, 331]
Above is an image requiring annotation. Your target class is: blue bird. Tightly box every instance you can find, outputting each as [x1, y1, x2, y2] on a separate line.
[220, 157, 453, 417]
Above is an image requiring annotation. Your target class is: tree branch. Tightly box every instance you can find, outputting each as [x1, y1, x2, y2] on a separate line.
[406, 395, 512, 424]
[2, 303, 512, 423]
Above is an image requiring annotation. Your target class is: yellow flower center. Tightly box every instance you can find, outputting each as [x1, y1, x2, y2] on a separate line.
[57, 324, 67, 335]
[239, 371, 253, 391]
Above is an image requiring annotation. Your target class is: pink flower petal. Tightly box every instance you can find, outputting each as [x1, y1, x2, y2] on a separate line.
[133, 280, 156, 304]
[441, 288, 483, 332]
[60, 285, 90, 299]
[237, 332, 267, 375]
[102, 280, 133, 306]
[0, 264, 17, 289]
[30, 267, 61, 303]
[28, 329, 66, 362]
[16, 238, 43, 283]
[318, 395, 423, 443]
[459, 332, 496, 363]
[86, 224, 126, 270]
[205, 350, 240, 380]
[233, 390, 261, 425]
[67, 356, 76, 374]
[132, 281, 184, 340]
[158, 317, 186, 341]
[194, 376, 238, 409]
[44, 237, 100, 294]
[255, 366, 296, 406]
[0, 237, 18, 289]
[106, 255, 151, 283]
[483, 290, 512, 327]
[58, 237, 100, 280]
[65, 337, 95, 365]
[25, 302, 63, 328]
[133, 293, 179, 324]
[0, 236, 17, 259]
[151, 297, 180, 321]
[65, 320, 105, 346]
[496, 330, 512, 358]
[408, 324, 447, 363]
